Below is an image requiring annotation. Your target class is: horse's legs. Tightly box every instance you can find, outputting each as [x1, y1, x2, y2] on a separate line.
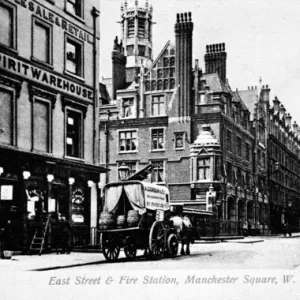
[181, 238, 186, 255]
[186, 240, 190, 255]
[185, 232, 191, 255]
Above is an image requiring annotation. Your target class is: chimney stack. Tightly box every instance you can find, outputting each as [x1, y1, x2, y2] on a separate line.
[261, 84, 270, 103]
[279, 104, 286, 120]
[112, 36, 127, 99]
[293, 121, 298, 133]
[285, 113, 292, 128]
[272, 97, 280, 115]
[175, 12, 193, 118]
[204, 43, 227, 84]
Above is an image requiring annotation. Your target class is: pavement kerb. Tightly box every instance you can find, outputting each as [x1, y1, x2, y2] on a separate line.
[222, 239, 264, 244]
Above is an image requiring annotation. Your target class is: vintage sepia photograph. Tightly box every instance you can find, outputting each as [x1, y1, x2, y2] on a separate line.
[0, 0, 300, 299]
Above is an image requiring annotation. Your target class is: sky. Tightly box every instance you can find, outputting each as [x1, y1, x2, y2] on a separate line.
[99, 0, 300, 124]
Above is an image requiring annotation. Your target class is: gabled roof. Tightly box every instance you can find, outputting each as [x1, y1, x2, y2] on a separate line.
[201, 73, 230, 94]
[145, 40, 175, 76]
[232, 90, 250, 112]
[237, 88, 258, 116]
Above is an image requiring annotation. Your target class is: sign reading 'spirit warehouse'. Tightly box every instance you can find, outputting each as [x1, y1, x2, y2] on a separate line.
[0, 53, 94, 100]
[8, 0, 94, 44]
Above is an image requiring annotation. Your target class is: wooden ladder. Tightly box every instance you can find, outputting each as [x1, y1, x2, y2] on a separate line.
[28, 214, 51, 256]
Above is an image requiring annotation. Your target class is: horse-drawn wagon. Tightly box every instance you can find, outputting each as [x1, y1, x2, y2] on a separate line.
[98, 181, 187, 261]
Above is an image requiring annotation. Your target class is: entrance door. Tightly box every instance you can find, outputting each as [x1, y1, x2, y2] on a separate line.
[227, 198, 235, 220]
[51, 184, 69, 218]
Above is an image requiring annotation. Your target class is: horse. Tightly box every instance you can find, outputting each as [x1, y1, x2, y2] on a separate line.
[170, 215, 193, 255]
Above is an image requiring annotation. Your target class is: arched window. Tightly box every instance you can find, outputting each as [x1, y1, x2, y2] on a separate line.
[151, 69, 157, 79]
[157, 80, 163, 90]
[163, 49, 169, 56]
[157, 58, 163, 68]
[157, 69, 163, 79]
[170, 79, 175, 89]
[169, 68, 175, 77]
[151, 81, 157, 91]
[164, 68, 169, 78]
[170, 48, 175, 55]
[163, 57, 169, 67]
[145, 81, 150, 92]
[163, 80, 169, 90]
[170, 57, 175, 66]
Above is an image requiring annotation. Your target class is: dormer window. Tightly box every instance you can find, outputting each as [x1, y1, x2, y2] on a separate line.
[122, 98, 135, 118]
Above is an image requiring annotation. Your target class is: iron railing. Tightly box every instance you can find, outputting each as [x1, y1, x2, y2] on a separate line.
[195, 220, 242, 238]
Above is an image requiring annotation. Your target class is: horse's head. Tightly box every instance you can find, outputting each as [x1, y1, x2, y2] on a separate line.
[182, 216, 193, 229]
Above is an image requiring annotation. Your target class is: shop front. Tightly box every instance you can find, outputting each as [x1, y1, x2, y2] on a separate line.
[0, 147, 106, 252]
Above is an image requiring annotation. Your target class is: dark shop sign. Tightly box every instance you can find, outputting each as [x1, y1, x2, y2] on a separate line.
[0, 53, 94, 100]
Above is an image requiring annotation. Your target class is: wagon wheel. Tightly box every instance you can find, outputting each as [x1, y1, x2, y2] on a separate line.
[167, 233, 179, 257]
[124, 236, 137, 260]
[100, 233, 120, 262]
[149, 221, 165, 258]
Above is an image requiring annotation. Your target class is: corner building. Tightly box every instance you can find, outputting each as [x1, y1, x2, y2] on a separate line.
[99, 1, 300, 234]
[0, 0, 105, 250]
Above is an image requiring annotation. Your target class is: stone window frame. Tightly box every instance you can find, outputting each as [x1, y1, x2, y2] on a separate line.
[150, 160, 165, 184]
[121, 97, 136, 119]
[29, 84, 57, 153]
[117, 129, 138, 154]
[174, 132, 185, 150]
[150, 127, 165, 152]
[236, 135, 242, 158]
[64, 34, 85, 80]
[31, 16, 53, 68]
[226, 129, 232, 152]
[197, 156, 210, 181]
[65, 0, 85, 22]
[62, 96, 88, 160]
[151, 94, 165, 117]
[0, 0, 17, 51]
[0, 74, 23, 147]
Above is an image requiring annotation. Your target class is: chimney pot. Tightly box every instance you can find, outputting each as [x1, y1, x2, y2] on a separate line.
[188, 12, 192, 22]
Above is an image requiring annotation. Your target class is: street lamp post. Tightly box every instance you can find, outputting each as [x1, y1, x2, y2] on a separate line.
[118, 161, 130, 181]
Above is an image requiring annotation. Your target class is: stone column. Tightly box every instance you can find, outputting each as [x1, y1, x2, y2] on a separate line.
[68, 177, 75, 222]
[21, 171, 31, 252]
[88, 181, 97, 246]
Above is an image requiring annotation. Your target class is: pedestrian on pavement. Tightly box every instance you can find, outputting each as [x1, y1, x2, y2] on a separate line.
[58, 214, 72, 254]
[286, 222, 292, 237]
[283, 222, 287, 237]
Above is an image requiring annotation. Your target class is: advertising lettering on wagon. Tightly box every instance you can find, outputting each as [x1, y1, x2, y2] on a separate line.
[143, 182, 170, 211]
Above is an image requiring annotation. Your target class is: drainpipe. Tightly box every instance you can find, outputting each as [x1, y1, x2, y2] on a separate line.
[105, 110, 110, 184]
[92, 7, 100, 165]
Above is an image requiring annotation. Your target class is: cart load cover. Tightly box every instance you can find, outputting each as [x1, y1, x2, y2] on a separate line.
[103, 181, 170, 215]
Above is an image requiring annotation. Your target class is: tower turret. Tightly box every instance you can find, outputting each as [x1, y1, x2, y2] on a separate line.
[120, 0, 154, 83]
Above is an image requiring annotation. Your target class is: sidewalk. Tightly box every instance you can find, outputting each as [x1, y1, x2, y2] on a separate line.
[0, 252, 106, 272]
[1, 233, 299, 272]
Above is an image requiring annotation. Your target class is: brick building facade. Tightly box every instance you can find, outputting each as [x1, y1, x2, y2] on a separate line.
[99, 0, 300, 233]
[0, 0, 105, 250]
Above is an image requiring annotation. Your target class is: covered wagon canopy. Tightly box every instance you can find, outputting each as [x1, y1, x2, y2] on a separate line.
[103, 180, 170, 215]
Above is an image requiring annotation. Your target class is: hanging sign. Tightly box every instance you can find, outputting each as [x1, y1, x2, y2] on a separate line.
[1, 185, 13, 200]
